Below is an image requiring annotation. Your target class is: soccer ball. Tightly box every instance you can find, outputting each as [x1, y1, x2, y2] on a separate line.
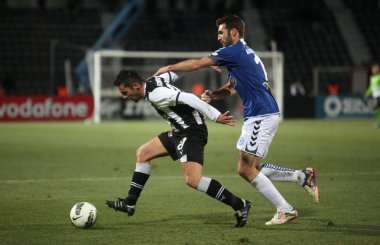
[70, 202, 98, 228]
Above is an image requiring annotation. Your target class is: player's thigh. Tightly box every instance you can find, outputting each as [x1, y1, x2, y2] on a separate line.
[175, 134, 207, 165]
[236, 114, 279, 159]
[136, 136, 169, 162]
[158, 131, 179, 161]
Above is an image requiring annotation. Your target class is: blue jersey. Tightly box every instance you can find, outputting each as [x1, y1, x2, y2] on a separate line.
[209, 39, 279, 118]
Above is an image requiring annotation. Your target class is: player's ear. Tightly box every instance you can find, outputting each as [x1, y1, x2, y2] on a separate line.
[231, 28, 237, 37]
[134, 82, 144, 92]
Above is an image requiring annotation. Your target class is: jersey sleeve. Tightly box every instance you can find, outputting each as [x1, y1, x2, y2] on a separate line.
[177, 92, 221, 121]
[209, 46, 236, 67]
[148, 86, 179, 107]
[157, 72, 179, 83]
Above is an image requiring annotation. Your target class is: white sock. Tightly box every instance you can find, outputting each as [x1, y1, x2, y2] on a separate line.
[135, 162, 151, 175]
[260, 163, 305, 185]
[197, 177, 212, 192]
[251, 172, 293, 212]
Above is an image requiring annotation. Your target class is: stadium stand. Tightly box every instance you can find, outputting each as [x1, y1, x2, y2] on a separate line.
[122, 10, 218, 51]
[344, 0, 380, 62]
[1, 0, 379, 97]
[256, 0, 353, 95]
[0, 6, 101, 95]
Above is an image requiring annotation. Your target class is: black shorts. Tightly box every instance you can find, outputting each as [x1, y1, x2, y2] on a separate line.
[158, 130, 208, 165]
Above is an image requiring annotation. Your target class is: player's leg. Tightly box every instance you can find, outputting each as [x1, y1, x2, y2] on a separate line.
[106, 133, 171, 215]
[238, 151, 297, 225]
[376, 110, 380, 128]
[242, 115, 319, 203]
[375, 98, 380, 128]
[181, 161, 251, 227]
[251, 115, 307, 185]
[259, 163, 319, 204]
[236, 115, 297, 225]
[259, 163, 305, 184]
[126, 136, 170, 204]
[181, 162, 245, 211]
[177, 132, 251, 227]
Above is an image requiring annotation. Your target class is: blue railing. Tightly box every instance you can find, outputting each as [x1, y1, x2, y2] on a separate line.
[75, 0, 143, 92]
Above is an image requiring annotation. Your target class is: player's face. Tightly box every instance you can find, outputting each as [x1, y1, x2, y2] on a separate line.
[117, 83, 142, 103]
[217, 23, 233, 47]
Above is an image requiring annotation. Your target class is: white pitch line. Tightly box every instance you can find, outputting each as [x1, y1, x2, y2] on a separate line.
[323, 227, 380, 233]
[0, 175, 192, 184]
[1, 171, 380, 184]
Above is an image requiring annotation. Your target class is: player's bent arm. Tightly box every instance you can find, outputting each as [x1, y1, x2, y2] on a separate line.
[213, 83, 237, 99]
[202, 80, 237, 103]
[154, 57, 215, 76]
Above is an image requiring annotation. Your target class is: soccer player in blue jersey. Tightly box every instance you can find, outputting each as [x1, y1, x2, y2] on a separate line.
[155, 15, 319, 225]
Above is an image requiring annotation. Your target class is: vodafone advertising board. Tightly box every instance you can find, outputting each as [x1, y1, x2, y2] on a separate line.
[0, 96, 94, 121]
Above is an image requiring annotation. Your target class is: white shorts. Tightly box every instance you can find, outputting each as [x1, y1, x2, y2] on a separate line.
[236, 114, 280, 158]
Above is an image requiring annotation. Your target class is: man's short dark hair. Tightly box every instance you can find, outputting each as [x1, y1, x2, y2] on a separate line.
[113, 70, 144, 87]
[216, 15, 245, 38]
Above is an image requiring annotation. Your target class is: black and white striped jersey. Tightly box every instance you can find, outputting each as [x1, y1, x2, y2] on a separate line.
[144, 73, 221, 133]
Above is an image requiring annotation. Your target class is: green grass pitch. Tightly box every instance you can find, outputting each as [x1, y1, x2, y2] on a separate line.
[0, 119, 380, 244]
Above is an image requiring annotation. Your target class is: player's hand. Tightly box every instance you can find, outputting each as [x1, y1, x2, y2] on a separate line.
[153, 66, 170, 76]
[216, 111, 236, 126]
[209, 66, 222, 73]
[201, 90, 214, 103]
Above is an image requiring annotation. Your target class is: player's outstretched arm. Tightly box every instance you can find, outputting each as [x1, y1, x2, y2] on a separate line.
[216, 111, 236, 126]
[154, 57, 215, 76]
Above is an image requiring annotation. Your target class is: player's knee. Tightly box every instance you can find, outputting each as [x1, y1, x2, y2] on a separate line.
[237, 159, 248, 177]
[237, 166, 248, 179]
[184, 174, 200, 189]
[237, 164, 257, 181]
[136, 145, 150, 162]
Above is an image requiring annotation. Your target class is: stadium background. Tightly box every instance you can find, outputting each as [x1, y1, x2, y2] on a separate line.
[1, 1, 380, 244]
[1, 0, 379, 121]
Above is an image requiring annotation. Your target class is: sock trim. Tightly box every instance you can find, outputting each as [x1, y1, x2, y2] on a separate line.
[130, 182, 144, 189]
[197, 176, 212, 192]
[262, 163, 295, 172]
[135, 162, 151, 175]
[215, 186, 226, 200]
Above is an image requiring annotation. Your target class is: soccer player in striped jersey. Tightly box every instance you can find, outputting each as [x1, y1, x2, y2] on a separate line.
[154, 15, 319, 225]
[106, 70, 251, 227]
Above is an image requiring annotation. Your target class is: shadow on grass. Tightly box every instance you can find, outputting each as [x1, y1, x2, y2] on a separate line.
[96, 208, 380, 238]
[256, 217, 380, 237]
[96, 211, 236, 229]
